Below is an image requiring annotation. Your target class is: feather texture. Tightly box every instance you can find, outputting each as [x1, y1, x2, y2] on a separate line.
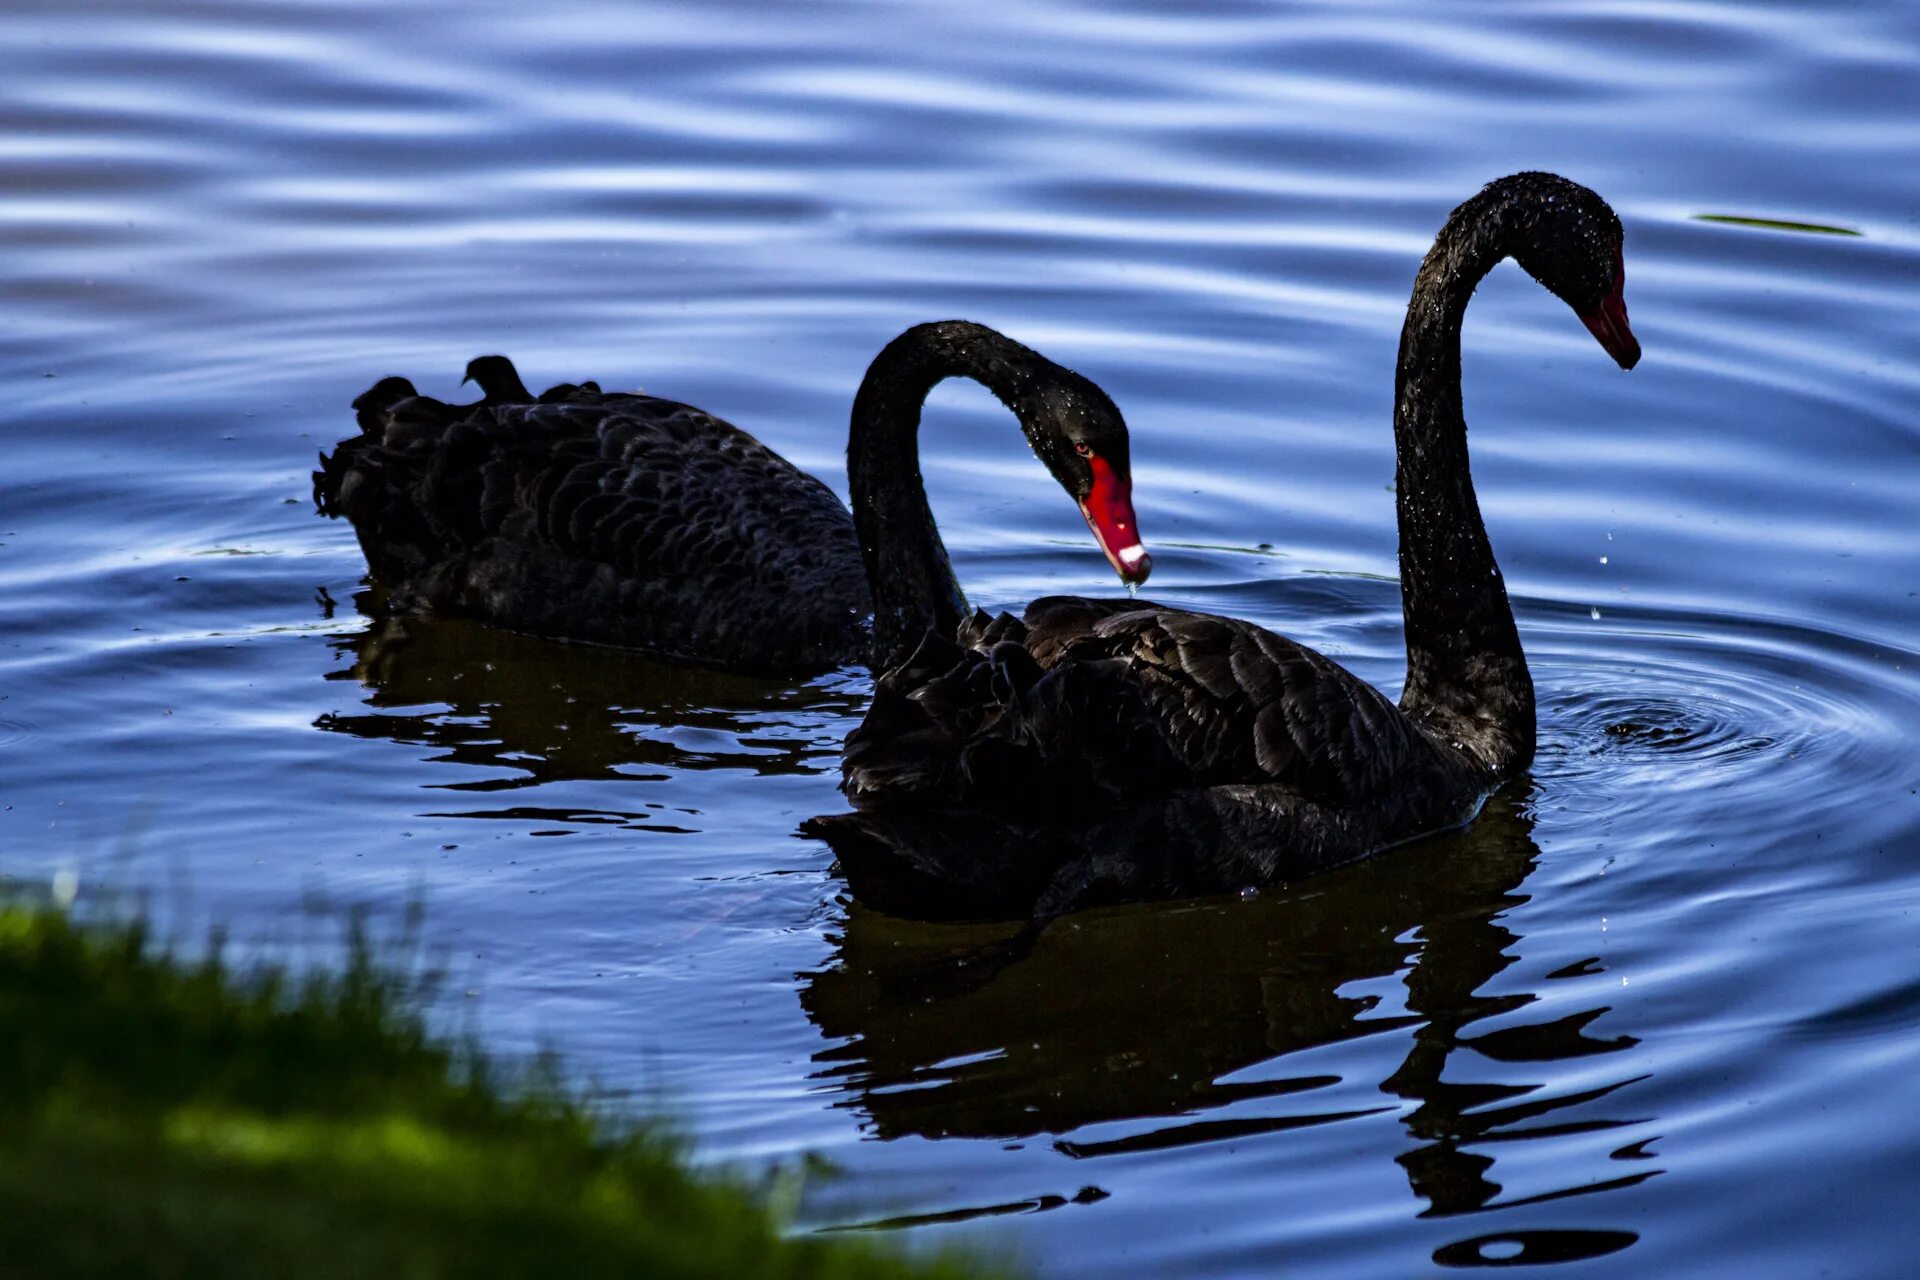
[316, 364, 870, 675]
[805, 600, 1489, 920]
[805, 174, 1639, 920]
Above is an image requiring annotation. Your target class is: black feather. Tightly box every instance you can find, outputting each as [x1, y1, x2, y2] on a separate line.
[315, 357, 870, 675]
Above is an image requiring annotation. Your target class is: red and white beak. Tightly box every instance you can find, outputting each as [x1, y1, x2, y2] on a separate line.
[1079, 453, 1152, 585]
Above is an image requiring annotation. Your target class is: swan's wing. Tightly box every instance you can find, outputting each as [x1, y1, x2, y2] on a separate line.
[316, 377, 869, 670]
[838, 598, 1423, 813]
[1044, 601, 1420, 802]
[319, 383, 857, 592]
[484, 396, 856, 589]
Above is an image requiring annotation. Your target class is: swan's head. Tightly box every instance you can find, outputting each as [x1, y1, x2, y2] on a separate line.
[1501, 173, 1640, 371]
[1024, 372, 1152, 587]
[461, 353, 533, 403]
[462, 354, 512, 387]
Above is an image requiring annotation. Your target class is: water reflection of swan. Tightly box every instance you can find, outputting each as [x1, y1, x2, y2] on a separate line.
[800, 792, 1650, 1264]
[314, 598, 860, 802]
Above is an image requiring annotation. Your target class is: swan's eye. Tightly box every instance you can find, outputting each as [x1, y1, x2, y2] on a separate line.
[1073, 442, 1093, 458]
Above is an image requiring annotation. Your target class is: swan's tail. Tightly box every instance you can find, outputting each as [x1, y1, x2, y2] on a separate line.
[315, 374, 471, 583]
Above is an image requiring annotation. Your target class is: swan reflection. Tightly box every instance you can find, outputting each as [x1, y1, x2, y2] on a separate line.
[801, 791, 1655, 1253]
[314, 595, 861, 798]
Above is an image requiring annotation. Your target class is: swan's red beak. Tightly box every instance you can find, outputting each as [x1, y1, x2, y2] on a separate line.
[1080, 454, 1151, 586]
[1579, 254, 1640, 370]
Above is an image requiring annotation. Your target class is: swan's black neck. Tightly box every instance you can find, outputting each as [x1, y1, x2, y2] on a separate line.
[848, 321, 1056, 670]
[1394, 189, 1535, 777]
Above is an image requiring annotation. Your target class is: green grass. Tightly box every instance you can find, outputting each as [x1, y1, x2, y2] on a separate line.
[0, 903, 1002, 1280]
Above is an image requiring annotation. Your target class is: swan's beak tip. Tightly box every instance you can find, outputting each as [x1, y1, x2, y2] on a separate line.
[1080, 488, 1151, 587]
[1580, 290, 1639, 371]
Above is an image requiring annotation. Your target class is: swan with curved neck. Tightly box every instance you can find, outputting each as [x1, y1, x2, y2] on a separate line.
[849, 322, 1149, 668]
[804, 172, 1640, 922]
[1396, 171, 1638, 776]
[315, 320, 1148, 676]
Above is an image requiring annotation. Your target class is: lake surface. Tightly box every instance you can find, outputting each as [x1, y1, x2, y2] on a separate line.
[4, 0, 1918, 1273]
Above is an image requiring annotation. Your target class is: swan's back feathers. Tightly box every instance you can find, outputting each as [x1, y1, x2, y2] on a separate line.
[316, 362, 871, 674]
[1053, 603, 1420, 803]
[840, 597, 1429, 812]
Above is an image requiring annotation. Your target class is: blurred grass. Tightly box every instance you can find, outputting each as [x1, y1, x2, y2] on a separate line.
[0, 903, 1002, 1280]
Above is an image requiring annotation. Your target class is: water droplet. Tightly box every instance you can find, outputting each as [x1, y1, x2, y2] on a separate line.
[1590, 607, 1602, 620]
[1599, 555, 1609, 565]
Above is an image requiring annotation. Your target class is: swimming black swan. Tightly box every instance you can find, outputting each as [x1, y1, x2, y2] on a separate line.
[314, 321, 1151, 676]
[803, 172, 1640, 921]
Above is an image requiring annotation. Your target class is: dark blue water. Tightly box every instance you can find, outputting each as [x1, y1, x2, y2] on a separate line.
[4, 1, 1918, 1274]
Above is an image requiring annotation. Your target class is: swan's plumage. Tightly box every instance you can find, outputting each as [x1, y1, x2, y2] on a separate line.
[804, 600, 1487, 920]
[316, 365, 869, 674]
[842, 599, 1442, 807]
[806, 173, 1638, 921]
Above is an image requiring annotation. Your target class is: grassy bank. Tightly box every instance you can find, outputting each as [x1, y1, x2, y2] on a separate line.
[0, 904, 998, 1280]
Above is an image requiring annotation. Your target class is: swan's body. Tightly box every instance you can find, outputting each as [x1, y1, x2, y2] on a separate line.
[318, 378, 870, 672]
[804, 173, 1640, 921]
[315, 323, 1149, 676]
[805, 599, 1491, 921]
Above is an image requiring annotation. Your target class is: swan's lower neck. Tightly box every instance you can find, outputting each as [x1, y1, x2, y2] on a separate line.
[1392, 213, 1535, 777]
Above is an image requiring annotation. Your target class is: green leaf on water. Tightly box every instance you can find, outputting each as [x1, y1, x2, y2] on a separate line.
[1693, 214, 1862, 237]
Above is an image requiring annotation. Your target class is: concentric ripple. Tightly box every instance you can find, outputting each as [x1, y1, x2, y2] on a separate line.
[1529, 602, 1917, 837]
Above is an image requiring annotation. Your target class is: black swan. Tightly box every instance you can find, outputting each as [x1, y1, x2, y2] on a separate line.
[314, 321, 1151, 676]
[803, 172, 1640, 921]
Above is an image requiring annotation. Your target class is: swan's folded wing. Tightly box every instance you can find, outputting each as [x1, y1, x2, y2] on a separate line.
[317, 382, 870, 670]
[1054, 605, 1420, 805]
[320, 389, 855, 593]
[468, 397, 854, 587]
[837, 599, 1423, 813]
